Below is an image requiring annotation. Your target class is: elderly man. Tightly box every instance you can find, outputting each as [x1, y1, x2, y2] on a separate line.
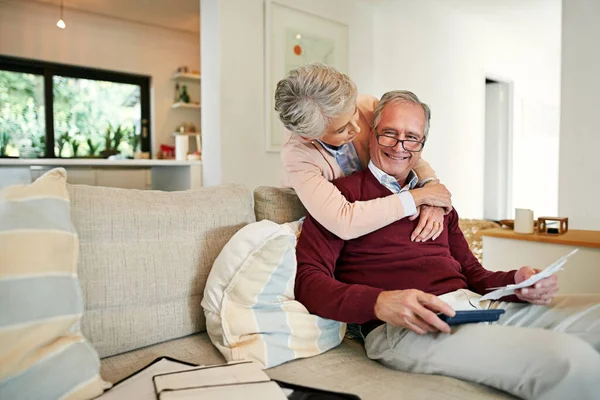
[294, 90, 600, 400]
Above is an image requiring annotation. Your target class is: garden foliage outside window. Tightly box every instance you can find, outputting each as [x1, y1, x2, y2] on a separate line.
[0, 55, 150, 159]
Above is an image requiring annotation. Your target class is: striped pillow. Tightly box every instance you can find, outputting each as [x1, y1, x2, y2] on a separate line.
[0, 168, 109, 399]
[202, 219, 345, 369]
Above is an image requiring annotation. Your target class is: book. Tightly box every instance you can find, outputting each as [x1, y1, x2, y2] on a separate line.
[158, 381, 287, 400]
[97, 357, 197, 399]
[99, 357, 360, 400]
[153, 360, 271, 393]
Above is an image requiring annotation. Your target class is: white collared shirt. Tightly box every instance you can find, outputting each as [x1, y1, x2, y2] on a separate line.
[316, 140, 362, 177]
[367, 161, 418, 217]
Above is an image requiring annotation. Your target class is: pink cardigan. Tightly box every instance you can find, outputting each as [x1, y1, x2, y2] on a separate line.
[281, 94, 437, 240]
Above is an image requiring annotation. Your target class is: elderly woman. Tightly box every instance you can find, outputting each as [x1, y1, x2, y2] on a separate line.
[275, 63, 451, 241]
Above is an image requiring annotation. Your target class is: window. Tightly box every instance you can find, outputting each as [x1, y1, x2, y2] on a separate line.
[0, 55, 151, 158]
[0, 70, 45, 158]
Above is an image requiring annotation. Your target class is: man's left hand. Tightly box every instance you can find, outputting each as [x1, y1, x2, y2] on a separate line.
[514, 266, 559, 305]
[410, 206, 444, 242]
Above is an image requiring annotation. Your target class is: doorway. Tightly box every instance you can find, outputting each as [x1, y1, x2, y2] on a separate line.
[484, 78, 512, 221]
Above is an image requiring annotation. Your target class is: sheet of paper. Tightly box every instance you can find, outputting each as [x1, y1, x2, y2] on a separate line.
[480, 248, 579, 301]
[158, 381, 288, 400]
[98, 358, 197, 400]
[153, 360, 270, 394]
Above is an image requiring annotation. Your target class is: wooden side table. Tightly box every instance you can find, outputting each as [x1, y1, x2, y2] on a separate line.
[480, 228, 600, 295]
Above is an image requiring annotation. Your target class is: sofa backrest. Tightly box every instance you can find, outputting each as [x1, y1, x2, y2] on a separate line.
[254, 186, 307, 223]
[69, 183, 255, 358]
[254, 186, 499, 263]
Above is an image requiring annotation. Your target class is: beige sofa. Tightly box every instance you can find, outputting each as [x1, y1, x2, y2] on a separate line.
[68, 183, 510, 400]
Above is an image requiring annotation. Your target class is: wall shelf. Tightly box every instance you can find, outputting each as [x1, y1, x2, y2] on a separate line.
[171, 131, 201, 136]
[481, 227, 600, 249]
[171, 72, 201, 81]
[171, 102, 201, 109]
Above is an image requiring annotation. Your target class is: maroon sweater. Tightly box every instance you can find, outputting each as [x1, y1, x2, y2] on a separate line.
[294, 169, 517, 324]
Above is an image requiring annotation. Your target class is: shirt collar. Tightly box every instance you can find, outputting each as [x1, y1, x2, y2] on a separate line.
[368, 161, 418, 190]
[316, 140, 346, 156]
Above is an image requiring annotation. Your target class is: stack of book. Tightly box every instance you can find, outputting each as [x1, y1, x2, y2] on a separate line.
[98, 357, 360, 399]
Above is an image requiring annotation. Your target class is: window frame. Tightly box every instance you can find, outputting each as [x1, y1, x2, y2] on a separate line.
[0, 55, 151, 158]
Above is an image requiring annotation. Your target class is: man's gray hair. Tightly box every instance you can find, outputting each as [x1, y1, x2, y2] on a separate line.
[372, 90, 431, 138]
[274, 63, 357, 139]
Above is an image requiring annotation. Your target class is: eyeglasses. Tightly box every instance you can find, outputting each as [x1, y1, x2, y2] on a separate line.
[376, 134, 425, 152]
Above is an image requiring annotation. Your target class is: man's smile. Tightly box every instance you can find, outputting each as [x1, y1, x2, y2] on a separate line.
[384, 153, 410, 161]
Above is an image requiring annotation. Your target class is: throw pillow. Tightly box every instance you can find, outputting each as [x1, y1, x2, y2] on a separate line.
[202, 219, 345, 368]
[0, 168, 109, 399]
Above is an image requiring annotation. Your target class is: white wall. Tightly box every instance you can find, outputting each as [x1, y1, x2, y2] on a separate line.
[200, 0, 221, 187]
[0, 0, 200, 156]
[372, 0, 562, 219]
[559, 0, 600, 229]
[201, 0, 376, 189]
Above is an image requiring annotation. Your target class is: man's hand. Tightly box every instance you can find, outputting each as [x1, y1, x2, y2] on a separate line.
[409, 205, 445, 242]
[374, 289, 455, 334]
[514, 266, 559, 305]
[410, 181, 452, 210]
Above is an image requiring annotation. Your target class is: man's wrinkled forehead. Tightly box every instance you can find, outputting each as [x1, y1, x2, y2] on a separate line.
[377, 101, 425, 131]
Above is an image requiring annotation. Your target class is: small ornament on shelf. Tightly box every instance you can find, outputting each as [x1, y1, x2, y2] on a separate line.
[174, 122, 198, 134]
[174, 82, 180, 102]
[157, 144, 175, 160]
[537, 217, 569, 235]
[178, 85, 190, 103]
[172, 122, 202, 161]
[186, 151, 201, 161]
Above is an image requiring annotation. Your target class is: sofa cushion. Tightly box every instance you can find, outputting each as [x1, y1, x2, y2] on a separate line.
[267, 337, 513, 400]
[202, 219, 345, 368]
[254, 186, 306, 223]
[69, 183, 255, 358]
[100, 333, 512, 400]
[0, 168, 109, 400]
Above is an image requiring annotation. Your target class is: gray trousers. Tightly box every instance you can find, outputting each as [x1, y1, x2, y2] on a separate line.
[364, 293, 600, 400]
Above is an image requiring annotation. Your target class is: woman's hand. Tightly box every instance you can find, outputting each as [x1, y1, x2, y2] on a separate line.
[410, 181, 452, 211]
[409, 205, 445, 242]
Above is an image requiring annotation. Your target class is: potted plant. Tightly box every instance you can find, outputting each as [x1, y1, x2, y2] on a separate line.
[99, 124, 119, 158]
[86, 138, 100, 157]
[71, 134, 82, 158]
[18, 138, 38, 159]
[0, 131, 11, 157]
[127, 127, 141, 158]
[57, 132, 71, 158]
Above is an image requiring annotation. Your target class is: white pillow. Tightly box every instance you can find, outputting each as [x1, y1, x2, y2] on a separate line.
[202, 219, 345, 368]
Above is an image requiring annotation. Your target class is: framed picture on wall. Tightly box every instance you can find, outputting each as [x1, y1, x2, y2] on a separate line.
[264, 1, 349, 152]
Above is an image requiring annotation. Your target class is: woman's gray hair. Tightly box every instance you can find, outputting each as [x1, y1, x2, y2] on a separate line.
[372, 90, 431, 138]
[274, 63, 357, 139]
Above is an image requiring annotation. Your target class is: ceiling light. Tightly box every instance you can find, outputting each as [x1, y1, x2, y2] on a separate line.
[56, 0, 66, 29]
